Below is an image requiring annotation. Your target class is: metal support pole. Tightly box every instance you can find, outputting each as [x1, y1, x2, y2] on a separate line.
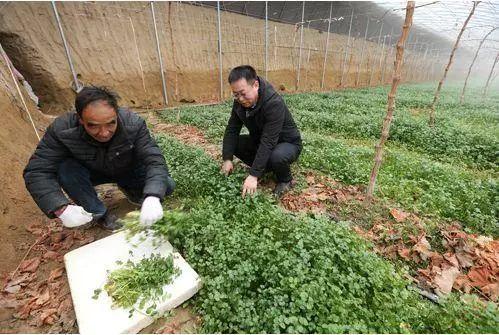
[382, 26, 394, 84]
[51, 1, 81, 92]
[356, 17, 370, 86]
[296, 1, 305, 90]
[274, 26, 277, 66]
[340, 8, 354, 86]
[321, 2, 333, 90]
[216, 1, 223, 101]
[379, 35, 386, 85]
[432, 50, 440, 81]
[408, 36, 419, 82]
[265, 1, 268, 79]
[424, 44, 432, 81]
[150, 1, 168, 106]
[377, 35, 386, 85]
[369, 20, 383, 86]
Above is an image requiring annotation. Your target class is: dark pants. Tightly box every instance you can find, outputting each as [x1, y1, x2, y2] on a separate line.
[234, 135, 301, 183]
[57, 159, 175, 218]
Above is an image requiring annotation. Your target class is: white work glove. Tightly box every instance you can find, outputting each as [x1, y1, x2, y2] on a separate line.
[140, 196, 163, 227]
[58, 205, 93, 228]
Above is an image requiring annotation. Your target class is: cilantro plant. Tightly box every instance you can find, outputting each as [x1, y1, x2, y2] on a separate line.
[125, 135, 498, 333]
[158, 83, 498, 236]
[101, 253, 180, 317]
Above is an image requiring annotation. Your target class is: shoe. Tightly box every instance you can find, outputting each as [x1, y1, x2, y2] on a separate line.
[97, 212, 123, 231]
[273, 180, 295, 197]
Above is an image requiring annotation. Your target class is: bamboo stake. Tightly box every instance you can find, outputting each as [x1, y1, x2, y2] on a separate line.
[429, 1, 479, 126]
[483, 52, 499, 98]
[460, 26, 497, 103]
[366, 1, 415, 201]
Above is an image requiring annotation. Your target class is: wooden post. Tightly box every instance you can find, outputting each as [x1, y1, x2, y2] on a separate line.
[429, 1, 479, 126]
[366, 1, 415, 201]
[483, 52, 499, 98]
[460, 26, 497, 103]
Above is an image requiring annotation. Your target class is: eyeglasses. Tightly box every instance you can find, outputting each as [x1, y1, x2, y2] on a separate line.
[232, 91, 248, 99]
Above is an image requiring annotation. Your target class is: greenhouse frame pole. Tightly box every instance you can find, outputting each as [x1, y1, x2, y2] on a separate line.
[340, 8, 354, 86]
[264, 1, 268, 79]
[369, 20, 383, 86]
[421, 44, 429, 82]
[321, 2, 333, 90]
[432, 50, 440, 80]
[296, 1, 305, 90]
[51, 1, 81, 92]
[483, 52, 499, 98]
[377, 35, 386, 85]
[356, 17, 370, 86]
[382, 26, 394, 84]
[150, 1, 168, 106]
[217, 1, 223, 101]
[409, 36, 419, 82]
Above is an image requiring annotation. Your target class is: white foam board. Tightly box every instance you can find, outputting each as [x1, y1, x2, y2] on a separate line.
[64, 230, 201, 334]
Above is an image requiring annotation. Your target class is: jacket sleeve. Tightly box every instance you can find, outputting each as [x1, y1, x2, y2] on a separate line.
[249, 100, 285, 178]
[23, 124, 70, 218]
[134, 119, 172, 200]
[222, 104, 243, 161]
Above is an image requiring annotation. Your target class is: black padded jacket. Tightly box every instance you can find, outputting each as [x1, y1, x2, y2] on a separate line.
[222, 77, 302, 177]
[23, 108, 171, 218]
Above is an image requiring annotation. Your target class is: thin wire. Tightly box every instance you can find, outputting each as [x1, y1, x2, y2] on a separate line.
[0, 44, 40, 141]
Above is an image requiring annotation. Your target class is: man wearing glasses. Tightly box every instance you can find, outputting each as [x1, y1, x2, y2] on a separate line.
[221, 65, 302, 198]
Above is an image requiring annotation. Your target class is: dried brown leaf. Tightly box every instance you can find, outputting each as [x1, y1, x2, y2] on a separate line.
[443, 253, 459, 268]
[455, 249, 475, 268]
[413, 237, 432, 261]
[48, 267, 64, 282]
[390, 208, 409, 223]
[481, 283, 499, 301]
[35, 288, 50, 306]
[467, 267, 491, 287]
[19, 257, 41, 273]
[434, 266, 460, 295]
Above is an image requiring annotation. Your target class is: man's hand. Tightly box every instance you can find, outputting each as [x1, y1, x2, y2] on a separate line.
[57, 205, 93, 228]
[140, 196, 163, 227]
[221, 160, 234, 176]
[242, 175, 258, 198]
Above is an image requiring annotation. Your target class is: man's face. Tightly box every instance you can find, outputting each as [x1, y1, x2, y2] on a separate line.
[230, 78, 259, 108]
[79, 100, 118, 143]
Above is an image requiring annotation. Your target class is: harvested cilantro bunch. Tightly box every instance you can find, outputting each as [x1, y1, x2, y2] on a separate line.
[103, 254, 181, 316]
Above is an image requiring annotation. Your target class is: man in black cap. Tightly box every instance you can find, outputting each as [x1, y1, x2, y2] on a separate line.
[221, 65, 302, 197]
[24, 86, 175, 230]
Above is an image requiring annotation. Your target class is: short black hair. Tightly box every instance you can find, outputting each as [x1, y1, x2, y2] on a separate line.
[228, 65, 257, 84]
[75, 86, 120, 117]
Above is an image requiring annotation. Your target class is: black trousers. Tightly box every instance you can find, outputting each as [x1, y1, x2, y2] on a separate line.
[234, 135, 301, 183]
[57, 158, 175, 217]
